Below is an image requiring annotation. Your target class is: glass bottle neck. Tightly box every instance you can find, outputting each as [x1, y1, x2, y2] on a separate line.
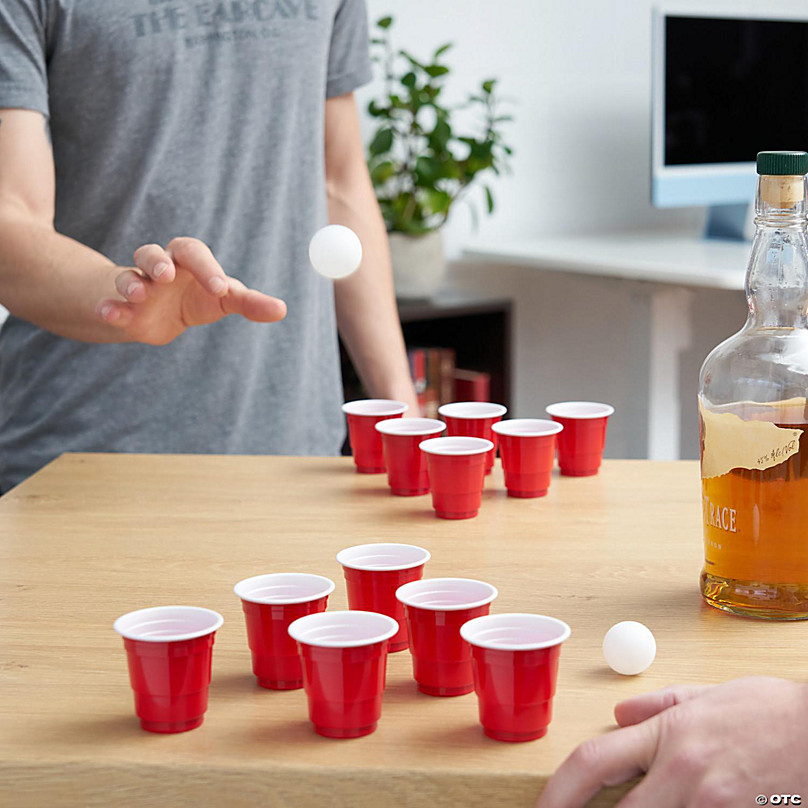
[745, 176, 808, 330]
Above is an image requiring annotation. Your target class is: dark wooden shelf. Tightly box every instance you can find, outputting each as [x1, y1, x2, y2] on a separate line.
[341, 294, 513, 410]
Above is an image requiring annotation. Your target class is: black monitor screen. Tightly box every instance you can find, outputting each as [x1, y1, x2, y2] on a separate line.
[665, 16, 808, 166]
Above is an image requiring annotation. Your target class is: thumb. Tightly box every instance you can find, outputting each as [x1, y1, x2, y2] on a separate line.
[221, 278, 287, 323]
[614, 684, 713, 727]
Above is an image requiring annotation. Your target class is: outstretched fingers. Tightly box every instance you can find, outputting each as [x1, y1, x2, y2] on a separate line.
[167, 237, 228, 297]
[221, 278, 287, 323]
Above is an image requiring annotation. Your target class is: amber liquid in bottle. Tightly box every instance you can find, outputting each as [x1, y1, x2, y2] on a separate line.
[700, 410, 808, 618]
[699, 156, 808, 620]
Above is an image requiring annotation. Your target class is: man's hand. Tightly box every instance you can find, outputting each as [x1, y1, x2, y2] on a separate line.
[537, 677, 808, 808]
[96, 237, 287, 345]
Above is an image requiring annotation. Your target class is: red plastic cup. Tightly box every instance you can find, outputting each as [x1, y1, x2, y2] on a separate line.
[114, 606, 224, 734]
[342, 400, 408, 473]
[419, 436, 493, 519]
[460, 613, 571, 742]
[492, 419, 564, 498]
[375, 418, 446, 495]
[288, 610, 398, 738]
[233, 573, 335, 690]
[336, 543, 431, 653]
[438, 402, 507, 474]
[545, 402, 614, 477]
[396, 578, 498, 696]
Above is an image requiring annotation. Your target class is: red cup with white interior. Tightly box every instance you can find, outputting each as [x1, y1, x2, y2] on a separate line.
[342, 399, 408, 474]
[396, 578, 498, 696]
[336, 543, 431, 652]
[545, 401, 614, 477]
[114, 605, 224, 734]
[492, 419, 563, 498]
[419, 436, 493, 519]
[437, 402, 507, 474]
[375, 418, 445, 495]
[233, 573, 335, 690]
[288, 610, 398, 738]
[460, 613, 571, 742]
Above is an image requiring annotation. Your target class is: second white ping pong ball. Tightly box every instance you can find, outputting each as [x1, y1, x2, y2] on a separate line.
[603, 621, 656, 675]
[308, 225, 362, 279]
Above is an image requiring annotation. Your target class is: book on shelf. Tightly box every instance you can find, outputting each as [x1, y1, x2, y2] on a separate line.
[452, 368, 491, 403]
[407, 346, 456, 418]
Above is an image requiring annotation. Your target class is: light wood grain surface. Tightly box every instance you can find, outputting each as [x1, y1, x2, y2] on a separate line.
[2, 454, 806, 808]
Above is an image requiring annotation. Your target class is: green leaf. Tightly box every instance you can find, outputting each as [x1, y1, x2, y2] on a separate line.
[481, 78, 497, 94]
[399, 50, 425, 70]
[370, 160, 395, 184]
[433, 43, 453, 58]
[428, 118, 451, 152]
[377, 16, 393, 29]
[401, 71, 417, 88]
[370, 38, 386, 45]
[484, 185, 494, 214]
[368, 128, 394, 156]
[367, 100, 389, 117]
[424, 188, 452, 215]
[424, 64, 449, 78]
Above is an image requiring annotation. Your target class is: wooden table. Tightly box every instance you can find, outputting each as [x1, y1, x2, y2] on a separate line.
[2, 454, 806, 807]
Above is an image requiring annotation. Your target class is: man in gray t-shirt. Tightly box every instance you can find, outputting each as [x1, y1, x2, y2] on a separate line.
[0, 0, 417, 491]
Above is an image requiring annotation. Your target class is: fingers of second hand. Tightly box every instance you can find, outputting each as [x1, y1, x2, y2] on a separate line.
[536, 722, 659, 808]
[615, 685, 712, 728]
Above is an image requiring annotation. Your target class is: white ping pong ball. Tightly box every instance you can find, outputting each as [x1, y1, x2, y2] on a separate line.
[308, 225, 362, 279]
[602, 621, 656, 675]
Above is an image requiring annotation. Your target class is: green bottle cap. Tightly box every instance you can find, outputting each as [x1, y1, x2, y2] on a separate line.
[756, 151, 808, 176]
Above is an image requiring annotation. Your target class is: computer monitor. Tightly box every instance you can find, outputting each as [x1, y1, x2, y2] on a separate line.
[651, 6, 808, 239]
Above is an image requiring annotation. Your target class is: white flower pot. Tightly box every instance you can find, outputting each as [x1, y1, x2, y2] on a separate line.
[388, 230, 446, 300]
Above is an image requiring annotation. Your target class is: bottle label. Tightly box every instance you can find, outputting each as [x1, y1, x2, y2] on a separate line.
[699, 398, 804, 479]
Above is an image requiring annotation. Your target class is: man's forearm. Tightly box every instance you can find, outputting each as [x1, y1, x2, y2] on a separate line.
[0, 214, 124, 342]
[328, 178, 419, 413]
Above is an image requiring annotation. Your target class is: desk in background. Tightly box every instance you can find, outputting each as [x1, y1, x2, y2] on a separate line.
[460, 232, 751, 461]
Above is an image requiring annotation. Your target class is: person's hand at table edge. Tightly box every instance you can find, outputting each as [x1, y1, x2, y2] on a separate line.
[95, 236, 287, 345]
[536, 676, 808, 808]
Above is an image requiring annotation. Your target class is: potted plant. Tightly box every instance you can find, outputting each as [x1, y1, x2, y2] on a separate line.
[367, 16, 513, 299]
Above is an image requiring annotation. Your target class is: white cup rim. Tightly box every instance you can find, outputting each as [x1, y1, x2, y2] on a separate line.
[438, 401, 507, 419]
[418, 436, 494, 456]
[545, 401, 614, 420]
[336, 542, 431, 572]
[460, 613, 572, 651]
[288, 610, 398, 648]
[113, 606, 224, 643]
[492, 419, 564, 438]
[233, 573, 335, 605]
[342, 399, 408, 417]
[395, 577, 499, 611]
[375, 418, 446, 437]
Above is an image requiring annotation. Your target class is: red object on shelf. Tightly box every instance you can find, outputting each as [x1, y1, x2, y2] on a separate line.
[452, 369, 491, 402]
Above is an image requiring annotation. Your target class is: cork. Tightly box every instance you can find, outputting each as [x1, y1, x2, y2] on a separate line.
[760, 175, 804, 209]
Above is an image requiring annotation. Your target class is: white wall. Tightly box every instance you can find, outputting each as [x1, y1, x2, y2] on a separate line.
[358, 0, 808, 257]
[358, 0, 702, 257]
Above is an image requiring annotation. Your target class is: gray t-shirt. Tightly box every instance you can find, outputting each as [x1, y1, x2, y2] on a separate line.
[0, 0, 372, 490]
